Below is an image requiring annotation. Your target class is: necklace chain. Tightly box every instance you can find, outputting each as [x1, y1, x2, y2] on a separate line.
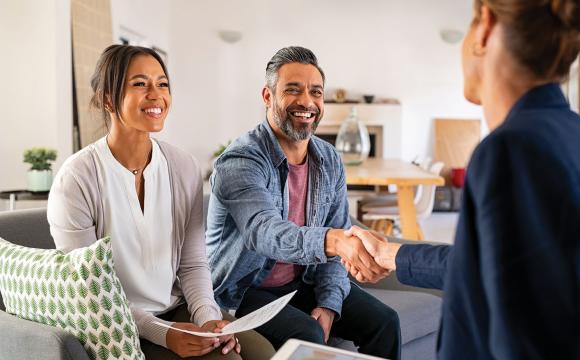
[130, 151, 151, 176]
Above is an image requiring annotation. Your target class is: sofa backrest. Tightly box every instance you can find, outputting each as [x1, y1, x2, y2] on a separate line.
[0, 208, 53, 311]
[0, 208, 53, 249]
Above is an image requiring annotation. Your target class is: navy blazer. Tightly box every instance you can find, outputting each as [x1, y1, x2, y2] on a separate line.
[396, 84, 580, 359]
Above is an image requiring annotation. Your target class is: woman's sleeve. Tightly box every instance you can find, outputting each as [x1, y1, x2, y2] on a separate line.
[177, 157, 222, 326]
[47, 166, 98, 251]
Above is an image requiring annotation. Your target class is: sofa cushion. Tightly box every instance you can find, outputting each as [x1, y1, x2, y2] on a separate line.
[364, 288, 441, 344]
[0, 236, 144, 360]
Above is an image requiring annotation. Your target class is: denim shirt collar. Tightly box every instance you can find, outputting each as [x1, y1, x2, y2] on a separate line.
[261, 119, 325, 169]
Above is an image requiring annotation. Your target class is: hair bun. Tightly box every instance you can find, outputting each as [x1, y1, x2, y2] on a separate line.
[551, 0, 580, 30]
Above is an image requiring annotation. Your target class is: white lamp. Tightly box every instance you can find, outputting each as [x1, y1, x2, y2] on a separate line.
[218, 30, 243, 44]
[439, 29, 464, 44]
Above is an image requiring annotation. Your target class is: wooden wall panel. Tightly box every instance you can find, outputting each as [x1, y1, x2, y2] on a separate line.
[434, 118, 481, 184]
[72, 0, 113, 150]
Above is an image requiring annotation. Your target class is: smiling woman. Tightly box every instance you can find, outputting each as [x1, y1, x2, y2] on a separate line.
[46, 44, 275, 360]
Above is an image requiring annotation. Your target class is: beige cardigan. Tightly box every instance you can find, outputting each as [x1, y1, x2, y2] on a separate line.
[47, 139, 222, 347]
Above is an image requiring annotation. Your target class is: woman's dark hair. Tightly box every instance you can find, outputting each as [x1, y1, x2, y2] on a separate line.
[89, 44, 170, 125]
[474, 0, 580, 79]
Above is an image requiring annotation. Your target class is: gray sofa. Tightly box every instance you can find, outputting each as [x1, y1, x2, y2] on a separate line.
[0, 208, 442, 359]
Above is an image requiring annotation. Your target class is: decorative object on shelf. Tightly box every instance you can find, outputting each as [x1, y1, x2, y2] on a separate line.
[333, 88, 347, 103]
[23, 147, 57, 192]
[335, 107, 370, 166]
[363, 94, 375, 104]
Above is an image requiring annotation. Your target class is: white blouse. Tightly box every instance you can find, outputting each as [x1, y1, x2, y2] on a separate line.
[93, 137, 178, 314]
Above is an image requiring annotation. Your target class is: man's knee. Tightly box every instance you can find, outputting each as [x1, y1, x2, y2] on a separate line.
[384, 306, 400, 325]
[375, 305, 400, 336]
[291, 317, 325, 344]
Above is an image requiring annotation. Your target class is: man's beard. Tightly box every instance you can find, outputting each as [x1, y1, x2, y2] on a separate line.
[272, 98, 321, 141]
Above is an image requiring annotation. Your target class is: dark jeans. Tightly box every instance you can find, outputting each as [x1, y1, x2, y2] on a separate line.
[236, 280, 401, 360]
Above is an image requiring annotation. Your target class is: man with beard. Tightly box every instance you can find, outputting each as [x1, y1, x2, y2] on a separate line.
[205, 46, 401, 359]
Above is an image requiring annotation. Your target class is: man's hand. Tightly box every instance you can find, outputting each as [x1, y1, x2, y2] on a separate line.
[201, 320, 241, 355]
[325, 229, 389, 282]
[166, 322, 220, 358]
[311, 307, 335, 343]
[342, 226, 402, 282]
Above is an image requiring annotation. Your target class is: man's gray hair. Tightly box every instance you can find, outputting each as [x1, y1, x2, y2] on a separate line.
[265, 46, 325, 91]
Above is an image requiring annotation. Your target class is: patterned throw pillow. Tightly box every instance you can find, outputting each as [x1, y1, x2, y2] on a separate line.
[0, 237, 144, 360]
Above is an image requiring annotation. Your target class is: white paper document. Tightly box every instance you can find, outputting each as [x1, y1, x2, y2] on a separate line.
[154, 290, 297, 337]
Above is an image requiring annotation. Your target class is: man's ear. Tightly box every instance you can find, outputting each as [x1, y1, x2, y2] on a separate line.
[262, 86, 273, 108]
[476, 5, 496, 49]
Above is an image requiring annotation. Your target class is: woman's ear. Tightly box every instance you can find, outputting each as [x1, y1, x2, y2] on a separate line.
[475, 5, 496, 51]
[104, 96, 114, 113]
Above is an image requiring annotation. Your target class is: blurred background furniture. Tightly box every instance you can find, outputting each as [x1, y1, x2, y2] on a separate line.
[356, 156, 432, 234]
[345, 158, 445, 240]
[0, 190, 49, 211]
[362, 162, 445, 239]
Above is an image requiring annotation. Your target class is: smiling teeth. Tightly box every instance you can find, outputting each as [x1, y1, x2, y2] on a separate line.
[293, 112, 312, 118]
[145, 108, 162, 114]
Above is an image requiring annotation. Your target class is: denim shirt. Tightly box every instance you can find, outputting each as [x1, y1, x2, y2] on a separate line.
[206, 120, 351, 316]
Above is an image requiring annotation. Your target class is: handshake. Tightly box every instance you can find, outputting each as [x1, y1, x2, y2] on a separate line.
[326, 225, 402, 283]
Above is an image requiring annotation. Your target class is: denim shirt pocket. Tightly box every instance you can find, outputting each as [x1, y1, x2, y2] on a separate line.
[310, 192, 334, 227]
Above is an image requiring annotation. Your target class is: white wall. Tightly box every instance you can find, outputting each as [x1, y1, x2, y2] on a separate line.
[110, 0, 171, 53]
[163, 0, 484, 174]
[0, 0, 72, 191]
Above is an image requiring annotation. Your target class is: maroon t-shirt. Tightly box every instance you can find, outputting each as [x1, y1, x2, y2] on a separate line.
[260, 159, 308, 287]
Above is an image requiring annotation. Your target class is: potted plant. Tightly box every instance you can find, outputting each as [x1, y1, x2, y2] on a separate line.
[23, 147, 57, 192]
[204, 140, 231, 180]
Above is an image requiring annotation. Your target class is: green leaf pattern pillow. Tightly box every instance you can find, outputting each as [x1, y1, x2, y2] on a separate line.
[0, 237, 144, 360]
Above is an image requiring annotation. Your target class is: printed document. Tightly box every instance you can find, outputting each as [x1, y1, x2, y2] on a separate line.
[154, 290, 297, 337]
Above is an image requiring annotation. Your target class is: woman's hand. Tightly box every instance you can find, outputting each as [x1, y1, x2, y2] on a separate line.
[201, 320, 241, 355]
[341, 226, 401, 282]
[166, 322, 220, 357]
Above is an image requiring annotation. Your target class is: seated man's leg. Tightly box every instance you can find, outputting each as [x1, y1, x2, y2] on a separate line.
[330, 284, 401, 360]
[236, 286, 325, 350]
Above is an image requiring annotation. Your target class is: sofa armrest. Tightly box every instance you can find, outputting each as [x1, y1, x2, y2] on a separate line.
[349, 216, 444, 297]
[0, 310, 90, 360]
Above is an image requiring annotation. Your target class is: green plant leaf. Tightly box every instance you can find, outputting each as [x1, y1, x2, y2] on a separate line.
[23, 147, 57, 171]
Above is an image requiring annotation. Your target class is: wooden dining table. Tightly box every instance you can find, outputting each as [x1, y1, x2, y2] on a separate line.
[344, 158, 445, 240]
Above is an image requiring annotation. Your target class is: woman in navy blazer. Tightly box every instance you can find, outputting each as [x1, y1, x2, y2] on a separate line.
[345, 0, 580, 359]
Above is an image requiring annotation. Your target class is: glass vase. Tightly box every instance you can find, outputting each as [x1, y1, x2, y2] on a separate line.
[335, 107, 371, 165]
